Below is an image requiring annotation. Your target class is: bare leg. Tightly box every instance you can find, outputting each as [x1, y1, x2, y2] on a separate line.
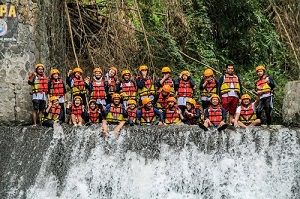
[71, 114, 78, 125]
[32, 110, 37, 125]
[114, 121, 126, 136]
[102, 120, 108, 137]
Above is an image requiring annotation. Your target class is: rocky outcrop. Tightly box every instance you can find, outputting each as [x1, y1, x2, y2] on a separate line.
[0, 0, 64, 125]
[282, 81, 300, 127]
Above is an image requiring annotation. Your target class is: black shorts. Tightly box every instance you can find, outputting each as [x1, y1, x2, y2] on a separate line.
[32, 99, 46, 111]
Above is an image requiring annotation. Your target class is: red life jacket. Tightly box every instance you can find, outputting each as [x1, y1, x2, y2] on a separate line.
[121, 80, 136, 99]
[127, 107, 137, 121]
[162, 78, 174, 88]
[49, 79, 64, 97]
[239, 104, 257, 125]
[91, 79, 106, 99]
[165, 107, 180, 124]
[89, 108, 99, 123]
[48, 105, 61, 121]
[71, 105, 83, 117]
[108, 77, 117, 94]
[106, 104, 125, 123]
[32, 75, 48, 93]
[72, 77, 86, 94]
[157, 93, 171, 110]
[141, 107, 156, 125]
[208, 106, 223, 126]
[201, 78, 217, 97]
[178, 79, 193, 97]
[256, 75, 271, 94]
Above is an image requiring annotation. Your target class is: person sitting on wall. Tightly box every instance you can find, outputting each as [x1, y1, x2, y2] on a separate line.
[164, 97, 183, 125]
[126, 99, 138, 126]
[66, 95, 86, 126]
[28, 63, 48, 126]
[181, 98, 201, 125]
[41, 96, 63, 128]
[48, 68, 66, 123]
[87, 99, 104, 125]
[102, 93, 127, 137]
[137, 97, 163, 126]
[203, 94, 227, 132]
[175, 70, 196, 113]
[66, 67, 88, 106]
[87, 67, 108, 108]
[233, 94, 261, 128]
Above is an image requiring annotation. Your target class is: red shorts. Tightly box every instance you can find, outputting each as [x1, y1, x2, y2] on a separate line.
[221, 96, 239, 115]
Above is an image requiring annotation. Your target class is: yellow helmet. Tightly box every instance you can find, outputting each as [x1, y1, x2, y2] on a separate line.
[110, 66, 118, 74]
[127, 99, 137, 106]
[161, 66, 171, 73]
[167, 97, 177, 103]
[186, 98, 197, 107]
[162, 84, 171, 93]
[142, 97, 152, 106]
[35, 63, 44, 69]
[93, 67, 102, 74]
[50, 69, 60, 76]
[139, 65, 148, 71]
[256, 65, 265, 72]
[73, 67, 83, 74]
[89, 99, 97, 105]
[49, 96, 59, 102]
[241, 94, 251, 101]
[74, 96, 82, 101]
[122, 69, 131, 76]
[180, 70, 190, 78]
[204, 68, 214, 77]
[210, 94, 220, 102]
[112, 93, 121, 100]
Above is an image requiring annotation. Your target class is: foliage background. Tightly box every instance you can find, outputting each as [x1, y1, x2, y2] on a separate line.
[62, 0, 300, 122]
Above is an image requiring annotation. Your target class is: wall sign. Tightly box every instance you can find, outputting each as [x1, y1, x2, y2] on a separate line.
[0, 2, 17, 42]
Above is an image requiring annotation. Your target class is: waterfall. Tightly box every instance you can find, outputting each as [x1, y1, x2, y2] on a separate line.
[1, 125, 300, 199]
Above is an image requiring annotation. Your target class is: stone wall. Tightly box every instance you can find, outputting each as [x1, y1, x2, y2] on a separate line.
[0, 0, 64, 125]
[282, 81, 300, 127]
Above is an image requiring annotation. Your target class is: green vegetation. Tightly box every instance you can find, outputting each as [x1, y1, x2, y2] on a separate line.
[66, 0, 300, 122]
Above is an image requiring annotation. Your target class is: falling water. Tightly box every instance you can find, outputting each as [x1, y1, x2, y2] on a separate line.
[1, 125, 300, 199]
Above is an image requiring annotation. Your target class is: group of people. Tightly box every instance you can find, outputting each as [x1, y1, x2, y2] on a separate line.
[28, 63, 275, 136]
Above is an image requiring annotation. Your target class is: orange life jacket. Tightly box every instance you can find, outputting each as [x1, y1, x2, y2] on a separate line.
[178, 80, 193, 97]
[127, 107, 137, 121]
[201, 78, 217, 97]
[91, 79, 106, 99]
[157, 93, 171, 110]
[208, 106, 223, 126]
[49, 79, 64, 97]
[239, 104, 257, 125]
[32, 75, 48, 93]
[89, 108, 99, 123]
[72, 77, 86, 94]
[121, 80, 136, 100]
[141, 107, 156, 125]
[165, 107, 180, 124]
[220, 74, 240, 94]
[71, 105, 83, 117]
[256, 75, 271, 94]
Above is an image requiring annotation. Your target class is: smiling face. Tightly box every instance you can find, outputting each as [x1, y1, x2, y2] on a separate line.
[123, 74, 130, 81]
[52, 73, 59, 79]
[36, 67, 44, 75]
[94, 72, 102, 79]
[109, 69, 116, 77]
[74, 72, 81, 79]
[256, 70, 264, 77]
[168, 101, 175, 108]
[242, 98, 250, 106]
[89, 102, 96, 109]
[211, 98, 219, 106]
[182, 74, 188, 81]
[226, 65, 234, 75]
[146, 102, 153, 109]
[113, 97, 120, 105]
[74, 98, 81, 106]
[129, 104, 136, 109]
[53, 99, 59, 106]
